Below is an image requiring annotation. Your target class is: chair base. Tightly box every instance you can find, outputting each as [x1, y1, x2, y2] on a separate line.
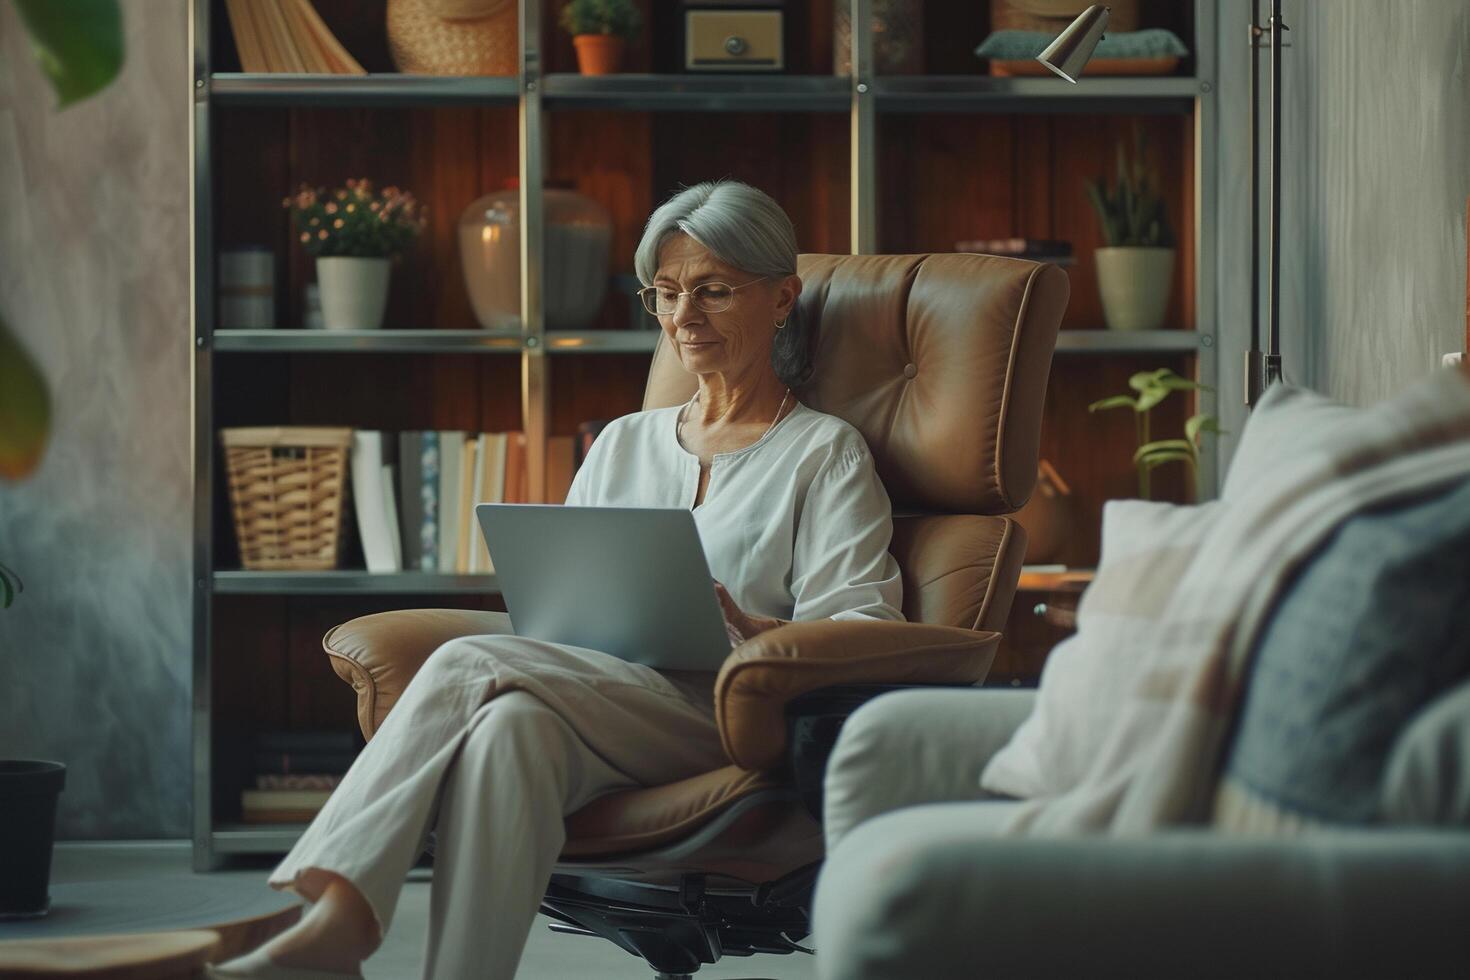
[540, 865, 819, 976]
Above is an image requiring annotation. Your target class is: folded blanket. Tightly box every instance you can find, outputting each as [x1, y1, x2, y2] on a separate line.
[981, 367, 1470, 834]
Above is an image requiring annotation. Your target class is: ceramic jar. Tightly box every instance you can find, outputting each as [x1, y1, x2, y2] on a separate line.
[458, 188, 612, 331]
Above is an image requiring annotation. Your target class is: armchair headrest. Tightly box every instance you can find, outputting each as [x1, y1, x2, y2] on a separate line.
[643, 253, 1068, 514]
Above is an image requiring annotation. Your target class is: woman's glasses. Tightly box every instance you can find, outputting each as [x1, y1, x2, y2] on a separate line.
[639, 278, 765, 316]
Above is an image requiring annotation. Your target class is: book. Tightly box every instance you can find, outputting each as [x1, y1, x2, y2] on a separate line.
[546, 436, 576, 504]
[455, 437, 477, 573]
[242, 787, 333, 823]
[419, 431, 439, 571]
[255, 773, 343, 790]
[352, 431, 399, 573]
[224, 0, 365, 75]
[470, 433, 508, 573]
[437, 432, 465, 574]
[503, 431, 527, 504]
[397, 432, 424, 572]
[223, 0, 267, 72]
[253, 750, 358, 775]
[255, 731, 357, 752]
[256, 0, 307, 73]
[954, 237, 1074, 257]
[284, 0, 365, 74]
[381, 461, 403, 571]
[574, 420, 612, 471]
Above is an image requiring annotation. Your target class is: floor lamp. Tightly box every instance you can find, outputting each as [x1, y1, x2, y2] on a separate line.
[1040, 3, 1290, 409]
[1245, 0, 1287, 408]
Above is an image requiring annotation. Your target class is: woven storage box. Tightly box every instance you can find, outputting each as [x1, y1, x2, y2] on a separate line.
[991, 0, 1139, 34]
[387, 0, 519, 76]
[220, 427, 353, 571]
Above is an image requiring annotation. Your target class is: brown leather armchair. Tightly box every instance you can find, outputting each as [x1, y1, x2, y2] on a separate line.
[321, 253, 1067, 978]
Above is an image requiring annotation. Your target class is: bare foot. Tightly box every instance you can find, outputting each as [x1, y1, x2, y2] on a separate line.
[263, 874, 382, 973]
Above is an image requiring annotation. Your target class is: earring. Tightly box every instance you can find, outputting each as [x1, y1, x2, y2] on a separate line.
[775, 317, 787, 330]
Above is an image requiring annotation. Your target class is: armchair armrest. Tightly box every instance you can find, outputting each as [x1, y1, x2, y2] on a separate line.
[324, 608, 515, 739]
[714, 619, 999, 771]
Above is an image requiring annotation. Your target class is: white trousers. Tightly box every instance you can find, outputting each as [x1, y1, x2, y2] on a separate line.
[267, 634, 728, 980]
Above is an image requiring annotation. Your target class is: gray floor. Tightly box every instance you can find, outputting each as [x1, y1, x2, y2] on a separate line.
[41, 842, 817, 980]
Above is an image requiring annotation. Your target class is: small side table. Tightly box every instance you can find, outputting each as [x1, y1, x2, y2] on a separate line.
[987, 569, 1094, 687]
[0, 876, 301, 978]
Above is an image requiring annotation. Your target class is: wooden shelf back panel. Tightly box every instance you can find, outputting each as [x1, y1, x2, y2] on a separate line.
[1037, 354, 1193, 568]
[216, 104, 519, 333]
[550, 353, 656, 437]
[879, 112, 1192, 332]
[650, 112, 851, 256]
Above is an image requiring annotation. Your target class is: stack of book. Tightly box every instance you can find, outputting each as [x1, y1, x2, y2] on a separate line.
[351, 431, 579, 574]
[243, 730, 359, 823]
[223, 0, 365, 74]
[954, 238, 1076, 266]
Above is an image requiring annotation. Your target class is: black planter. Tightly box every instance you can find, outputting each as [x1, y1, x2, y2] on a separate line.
[0, 760, 66, 919]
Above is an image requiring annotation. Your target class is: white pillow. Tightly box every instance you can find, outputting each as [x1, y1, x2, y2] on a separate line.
[980, 497, 1223, 799]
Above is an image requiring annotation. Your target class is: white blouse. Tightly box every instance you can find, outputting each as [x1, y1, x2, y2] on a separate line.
[564, 400, 905, 625]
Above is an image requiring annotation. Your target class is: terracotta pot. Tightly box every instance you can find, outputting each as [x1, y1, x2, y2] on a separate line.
[573, 34, 626, 75]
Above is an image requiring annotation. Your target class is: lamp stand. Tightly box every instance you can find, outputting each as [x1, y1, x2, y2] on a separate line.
[1245, 0, 1288, 408]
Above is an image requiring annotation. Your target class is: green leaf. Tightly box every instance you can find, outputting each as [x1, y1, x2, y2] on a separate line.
[0, 560, 21, 609]
[1134, 439, 1195, 463]
[1088, 395, 1138, 413]
[0, 314, 52, 481]
[1127, 370, 1156, 392]
[1134, 385, 1170, 413]
[1185, 413, 1224, 445]
[1139, 449, 1198, 469]
[15, 0, 124, 108]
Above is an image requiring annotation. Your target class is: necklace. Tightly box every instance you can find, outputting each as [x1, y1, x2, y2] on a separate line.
[679, 386, 791, 447]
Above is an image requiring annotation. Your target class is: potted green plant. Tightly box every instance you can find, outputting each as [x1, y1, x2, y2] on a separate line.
[559, 0, 642, 75]
[1, 0, 124, 918]
[284, 179, 427, 331]
[1085, 125, 1176, 331]
[1089, 368, 1222, 500]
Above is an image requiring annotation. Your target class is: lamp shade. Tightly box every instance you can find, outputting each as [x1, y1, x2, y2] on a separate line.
[1036, 4, 1110, 83]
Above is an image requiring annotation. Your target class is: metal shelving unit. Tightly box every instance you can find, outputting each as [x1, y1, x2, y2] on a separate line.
[213, 571, 500, 595]
[215, 328, 1206, 356]
[190, 0, 1218, 866]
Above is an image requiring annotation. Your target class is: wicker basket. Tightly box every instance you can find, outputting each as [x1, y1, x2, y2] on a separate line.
[990, 0, 1139, 34]
[387, 0, 519, 76]
[220, 427, 353, 571]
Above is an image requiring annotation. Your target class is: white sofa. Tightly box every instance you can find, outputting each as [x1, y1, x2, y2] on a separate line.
[813, 686, 1470, 979]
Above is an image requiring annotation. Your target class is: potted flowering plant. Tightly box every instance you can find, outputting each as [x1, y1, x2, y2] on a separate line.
[284, 179, 427, 330]
[559, 0, 641, 75]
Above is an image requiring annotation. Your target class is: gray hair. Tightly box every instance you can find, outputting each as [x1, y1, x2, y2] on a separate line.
[635, 180, 813, 389]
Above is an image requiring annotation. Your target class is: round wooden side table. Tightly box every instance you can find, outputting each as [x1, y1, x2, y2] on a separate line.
[0, 875, 301, 978]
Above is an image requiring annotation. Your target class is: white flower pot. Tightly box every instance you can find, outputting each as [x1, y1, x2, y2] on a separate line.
[316, 256, 391, 330]
[1094, 246, 1174, 332]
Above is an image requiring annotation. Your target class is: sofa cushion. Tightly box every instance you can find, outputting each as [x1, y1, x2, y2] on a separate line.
[980, 497, 1222, 798]
[1380, 679, 1470, 825]
[1216, 475, 1470, 828]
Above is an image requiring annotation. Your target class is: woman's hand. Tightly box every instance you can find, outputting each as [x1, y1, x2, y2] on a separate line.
[713, 580, 786, 645]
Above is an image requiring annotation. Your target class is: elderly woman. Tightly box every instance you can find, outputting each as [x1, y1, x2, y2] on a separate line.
[210, 180, 903, 980]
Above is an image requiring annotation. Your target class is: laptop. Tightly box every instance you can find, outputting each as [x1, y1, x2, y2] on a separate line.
[474, 504, 734, 670]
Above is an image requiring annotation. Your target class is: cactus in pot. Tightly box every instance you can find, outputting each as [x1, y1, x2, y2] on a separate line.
[1085, 125, 1176, 331]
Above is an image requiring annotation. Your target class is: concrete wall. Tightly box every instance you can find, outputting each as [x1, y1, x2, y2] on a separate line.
[0, 2, 192, 837]
[1214, 0, 1470, 467]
